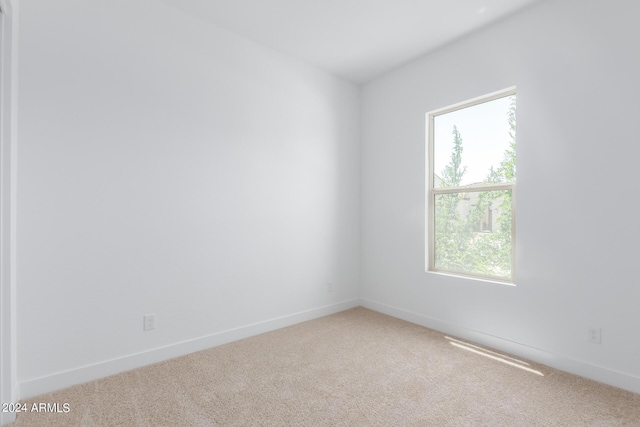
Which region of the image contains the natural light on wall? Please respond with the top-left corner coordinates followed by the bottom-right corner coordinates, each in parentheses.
top-left (427, 88), bottom-right (516, 283)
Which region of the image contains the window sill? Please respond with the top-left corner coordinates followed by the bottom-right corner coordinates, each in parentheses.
top-left (426, 270), bottom-right (516, 286)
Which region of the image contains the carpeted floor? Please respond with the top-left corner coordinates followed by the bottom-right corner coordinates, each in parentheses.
top-left (12, 307), bottom-right (640, 426)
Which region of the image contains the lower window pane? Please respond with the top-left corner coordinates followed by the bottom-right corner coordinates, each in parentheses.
top-left (434, 190), bottom-right (513, 280)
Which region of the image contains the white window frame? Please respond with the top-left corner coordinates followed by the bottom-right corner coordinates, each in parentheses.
top-left (426, 87), bottom-right (516, 284)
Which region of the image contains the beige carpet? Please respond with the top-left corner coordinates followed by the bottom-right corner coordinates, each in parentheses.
top-left (12, 307), bottom-right (640, 426)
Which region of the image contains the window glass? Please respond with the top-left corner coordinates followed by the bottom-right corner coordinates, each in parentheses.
top-left (428, 90), bottom-right (516, 283)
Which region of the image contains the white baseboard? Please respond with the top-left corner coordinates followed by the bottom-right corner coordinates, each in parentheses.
top-left (360, 298), bottom-right (640, 395)
top-left (19, 299), bottom-right (360, 400)
top-left (19, 297), bottom-right (640, 403)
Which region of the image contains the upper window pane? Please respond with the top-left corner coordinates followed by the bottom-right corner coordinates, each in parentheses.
top-left (433, 95), bottom-right (516, 188)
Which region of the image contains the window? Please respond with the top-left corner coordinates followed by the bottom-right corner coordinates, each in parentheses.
top-left (427, 88), bottom-right (516, 283)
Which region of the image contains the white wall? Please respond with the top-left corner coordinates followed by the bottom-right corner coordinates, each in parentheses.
top-left (361, 0), bottom-right (640, 392)
top-left (17, 0), bottom-right (360, 397)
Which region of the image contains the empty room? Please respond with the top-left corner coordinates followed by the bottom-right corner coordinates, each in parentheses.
top-left (1, 0), bottom-right (640, 425)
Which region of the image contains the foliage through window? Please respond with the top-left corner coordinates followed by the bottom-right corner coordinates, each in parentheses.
top-left (427, 89), bottom-right (516, 282)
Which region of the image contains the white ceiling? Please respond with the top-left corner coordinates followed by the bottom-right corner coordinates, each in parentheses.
top-left (156, 0), bottom-right (545, 83)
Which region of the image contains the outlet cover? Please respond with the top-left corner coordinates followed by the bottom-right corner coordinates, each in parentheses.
top-left (587, 327), bottom-right (601, 344)
top-left (144, 314), bottom-right (156, 331)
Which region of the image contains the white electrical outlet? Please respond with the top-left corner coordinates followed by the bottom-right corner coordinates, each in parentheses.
top-left (587, 327), bottom-right (601, 344)
top-left (144, 314), bottom-right (156, 331)
top-left (327, 282), bottom-right (334, 292)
